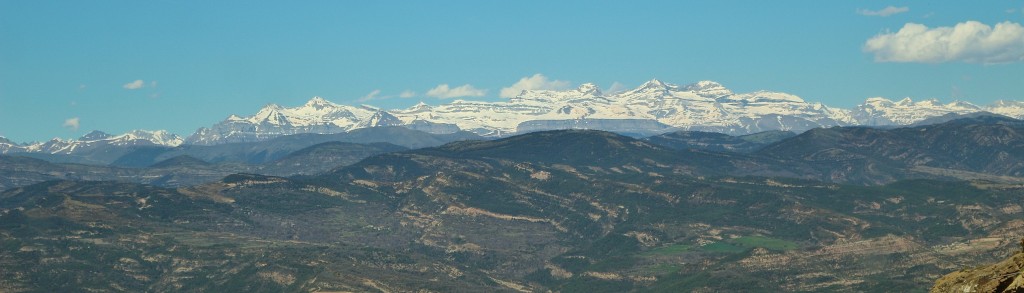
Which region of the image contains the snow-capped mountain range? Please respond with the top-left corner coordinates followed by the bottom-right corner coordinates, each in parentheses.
top-left (183, 79), bottom-right (1024, 145)
top-left (0, 130), bottom-right (182, 155)
top-left (3, 79), bottom-right (1024, 152)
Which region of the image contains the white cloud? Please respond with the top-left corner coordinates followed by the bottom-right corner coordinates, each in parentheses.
top-left (358, 89), bottom-right (382, 102)
top-left (150, 81), bottom-right (158, 88)
top-left (606, 82), bottom-right (627, 94)
top-left (63, 117), bottom-right (80, 131)
top-left (857, 6), bottom-right (909, 17)
top-left (864, 21), bottom-right (1024, 64)
top-left (499, 74), bottom-right (571, 98)
top-left (425, 84), bottom-right (486, 99)
top-left (123, 79), bottom-right (145, 90)
top-left (356, 89), bottom-right (416, 102)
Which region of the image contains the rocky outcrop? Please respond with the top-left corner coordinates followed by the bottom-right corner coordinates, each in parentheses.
top-left (932, 241), bottom-right (1024, 293)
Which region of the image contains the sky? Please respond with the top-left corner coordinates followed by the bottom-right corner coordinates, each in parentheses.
top-left (1, 1), bottom-right (1023, 142)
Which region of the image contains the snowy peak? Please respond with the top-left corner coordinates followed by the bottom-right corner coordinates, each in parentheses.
top-left (508, 84), bottom-right (605, 105)
top-left (627, 79), bottom-right (735, 98)
top-left (246, 98), bottom-right (376, 127)
top-left (0, 136), bottom-right (26, 154)
top-left (402, 101), bottom-right (434, 114)
top-left (854, 97), bottom-right (988, 126)
top-left (252, 103), bottom-right (283, 121)
top-left (897, 97), bottom-right (914, 106)
top-left (688, 80), bottom-right (723, 89)
top-left (74, 129), bottom-right (182, 147)
top-left (184, 96), bottom-right (378, 145)
top-left (263, 103), bottom-right (284, 111)
top-left (617, 79), bottom-right (680, 103)
top-left (948, 100), bottom-right (979, 109)
top-left (684, 80), bottom-right (732, 97)
top-left (1, 129), bottom-right (183, 155)
top-left (182, 81), bottom-right (1024, 145)
top-left (79, 130), bottom-right (112, 141)
top-left (988, 100), bottom-right (1024, 118)
top-left (576, 83), bottom-right (602, 96)
top-left (304, 96), bottom-right (333, 109)
top-left (645, 78), bottom-right (666, 87)
top-left (864, 97), bottom-right (894, 106)
top-left (860, 97), bottom-right (980, 111)
top-left (731, 91), bottom-right (806, 103)
top-left (252, 104), bottom-right (291, 126)
top-left (9, 78), bottom-right (1024, 153)
top-left (634, 79), bottom-right (673, 92)
top-left (356, 111), bottom-right (403, 128)
top-left (118, 130), bottom-right (184, 147)
top-left (917, 99), bottom-right (942, 107)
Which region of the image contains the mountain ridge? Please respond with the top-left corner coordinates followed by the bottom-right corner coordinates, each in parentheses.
top-left (4, 79), bottom-right (1024, 152)
top-left (185, 79), bottom-right (1024, 144)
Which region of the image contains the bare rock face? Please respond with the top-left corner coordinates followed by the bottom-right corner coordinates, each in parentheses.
top-left (932, 242), bottom-right (1024, 293)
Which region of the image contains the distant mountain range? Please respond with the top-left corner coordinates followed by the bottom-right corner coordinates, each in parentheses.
top-left (0, 130), bottom-right (183, 155)
top-left (3, 79), bottom-right (1024, 153)
top-left (5, 114), bottom-right (1022, 190)
top-left (185, 79), bottom-right (1024, 144)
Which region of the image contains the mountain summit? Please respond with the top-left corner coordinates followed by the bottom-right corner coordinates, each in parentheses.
top-left (304, 96), bottom-right (333, 109)
top-left (684, 80), bottom-right (732, 97)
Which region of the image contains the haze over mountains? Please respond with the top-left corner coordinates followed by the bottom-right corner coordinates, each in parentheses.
top-left (3, 79), bottom-right (1024, 151)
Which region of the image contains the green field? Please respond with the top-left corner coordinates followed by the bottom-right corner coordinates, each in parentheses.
top-left (642, 243), bottom-right (693, 256)
top-left (700, 242), bottom-right (747, 253)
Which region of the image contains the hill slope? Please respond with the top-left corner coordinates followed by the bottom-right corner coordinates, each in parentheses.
top-left (259, 142), bottom-right (406, 176)
top-left (4, 126), bottom-right (1024, 291)
top-left (758, 116), bottom-right (1024, 184)
top-left (644, 130), bottom-right (795, 153)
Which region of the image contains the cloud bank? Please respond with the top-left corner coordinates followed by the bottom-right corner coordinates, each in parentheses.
top-left (499, 74), bottom-right (571, 98)
top-left (426, 84), bottom-right (487, 99)
top-left (864, 21), bottom-right (1024, 64)
top-left (857, 6), bottom-right (909, 17)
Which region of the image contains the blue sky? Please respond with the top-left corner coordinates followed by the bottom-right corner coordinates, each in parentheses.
top-left (1, 1), bottom-right (1023, 142)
